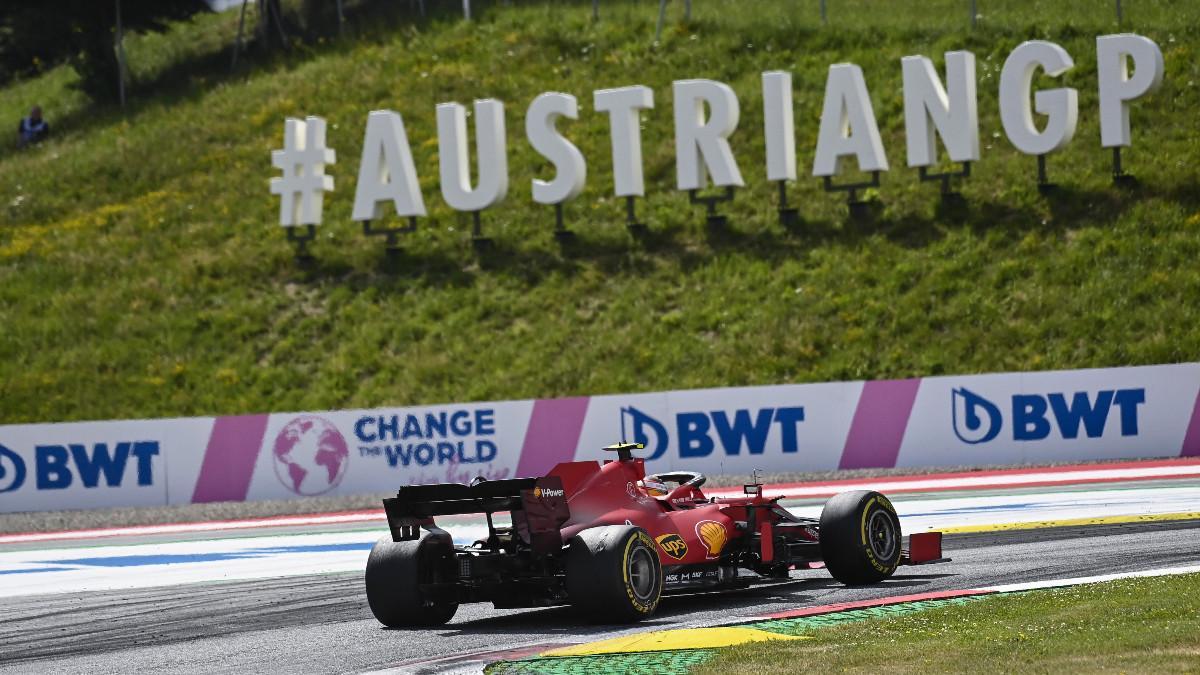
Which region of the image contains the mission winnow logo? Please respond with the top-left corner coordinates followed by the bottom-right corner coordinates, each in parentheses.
top-left (952, 387), bottom-right (1145, 444)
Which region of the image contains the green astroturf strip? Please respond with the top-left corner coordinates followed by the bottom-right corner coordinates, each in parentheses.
top-left (749, 596), bottom-right (990, 636)
top-left (485, 595), bottom-right (996, 673)
top-left (484, 649), bottom-right (719, 675)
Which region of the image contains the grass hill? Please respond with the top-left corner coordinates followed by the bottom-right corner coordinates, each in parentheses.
top-left (1, 0), bottom-right (1198, 424)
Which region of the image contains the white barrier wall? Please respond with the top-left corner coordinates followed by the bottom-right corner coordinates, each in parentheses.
top-left (1, 363), bottom-right (1198, 513)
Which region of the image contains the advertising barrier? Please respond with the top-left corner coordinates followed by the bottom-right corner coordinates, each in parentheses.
top-left (2, 362), bottom-right (1198, 513)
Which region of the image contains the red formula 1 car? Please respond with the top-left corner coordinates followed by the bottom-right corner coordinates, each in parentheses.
top-left (366, 443), bottom-right (947, 626)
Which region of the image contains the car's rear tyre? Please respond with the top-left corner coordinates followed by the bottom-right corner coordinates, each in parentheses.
top-left (365, 530), bottom-right (458, 627)
top-left (566, 525), bottom-right (662, 623)
top-left (819, 490), bottom-right (902, 585)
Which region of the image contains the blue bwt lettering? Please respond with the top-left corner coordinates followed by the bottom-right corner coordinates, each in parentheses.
top-left (36, 446), bottom-right (73, 490)
top-left (675, 406), bottom-right (806, 458)
top-left (677, 413), bottom-right (714, 458)
top-left (711, 409), bottom-right (774, 455)
top-left (1011, 388), bottom-right (1144, 442)
top-left (32, 441), bottom-right (159, 490)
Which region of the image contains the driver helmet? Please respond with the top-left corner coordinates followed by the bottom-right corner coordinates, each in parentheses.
top-left (638, 478), bottom-right (669, 497)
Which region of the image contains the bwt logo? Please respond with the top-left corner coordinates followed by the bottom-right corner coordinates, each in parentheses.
top-left (0, 441), bottom-right (159, 493)
top-left (0, 445), bottom-right (27, 494)
top-left (620, 405), bottom-right (805, 460)
top-left (952, 387), bottom-right (1145, 444)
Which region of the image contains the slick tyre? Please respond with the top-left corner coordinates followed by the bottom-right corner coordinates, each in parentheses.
top-left (567, 525), bottom-right (662, 623)
top-left (365, 530), bottom-right (458, 627)
top-left (819, 490), bottom-right (902, 585)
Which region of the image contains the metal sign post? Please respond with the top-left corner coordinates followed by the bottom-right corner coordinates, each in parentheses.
top-left (362, 217), bottom-right (418, 260)
top-left (822, 173), bottom-right (881, 220)
top-left (287, 225), bottom-right (317, 265)
top-left (115, 0), bottom-right (128, 109)
top-left (689, 187), bottom-right (735, 230)
top-left (776, 181), bottom-right (799, 229)
top-left (918, 162), bottom-right (972, 202)
top-left (626, 197), bottom-right (648, 239)
top-left (553, 203), bottom-right (575, 244)
top-left (1036, 155), bottom-right (1056, 193)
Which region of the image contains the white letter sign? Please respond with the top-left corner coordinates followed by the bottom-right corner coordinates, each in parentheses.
top-left (437, 99), bottom-right (509, 212)
top-left (526, 93), bottom-right (587, 205)
top-left (672, 79), bottom-right (745, 190)
top-left (270, 116), bottom-right (335, 226)
top-left (352, 110), bottom-right (426, 220)
top-left (812, 64), bottom-right (889, 177)
top-left (762, 71), bottom-right (797, 182)
top-left (593, 85), bottom-right (655, 198)
top-left (1097, 34), bottom-right (1164, 148)
top-left (999, 41), bottom-right (1078, 156)
top-left (902, 52), bottom-right (980, 167)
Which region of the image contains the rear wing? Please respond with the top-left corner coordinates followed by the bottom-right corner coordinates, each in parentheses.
top-left (383, 476), bottom-right (569, 552)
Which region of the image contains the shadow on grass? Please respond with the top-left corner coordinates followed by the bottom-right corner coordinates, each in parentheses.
top-left (18, 0), bottom-right (467, 153)
top-left (278, 176), bottom-right (1198, 292)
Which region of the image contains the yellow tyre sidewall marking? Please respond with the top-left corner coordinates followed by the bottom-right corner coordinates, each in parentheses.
top-left (860, 495), bottom-right (897, 574)
top-left (623, 530), bottom-right (659, 615)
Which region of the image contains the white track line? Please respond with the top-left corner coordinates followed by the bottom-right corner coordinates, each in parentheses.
top-left (704, 464), bottom-right (1200, 499)
top-left (6, 462), bottom-right (1198, 545)
top-left (986, 564), bottom-right (1200, 593)
top-left (0, 511), bottom-right (386, 545)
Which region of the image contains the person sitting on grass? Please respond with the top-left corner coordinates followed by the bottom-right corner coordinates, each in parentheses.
top-left (17, 106), bottom-right (49, 148)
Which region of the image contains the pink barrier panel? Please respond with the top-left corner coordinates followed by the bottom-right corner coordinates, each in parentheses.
top-left (191, 414), bottom-right (270, 503)
top-left (838, 378), bottom-right (921, 470)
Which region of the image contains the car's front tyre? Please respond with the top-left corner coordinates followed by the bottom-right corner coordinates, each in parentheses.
top-left (819, 490), bottom-right (902, 585)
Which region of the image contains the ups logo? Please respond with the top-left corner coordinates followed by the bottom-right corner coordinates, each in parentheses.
top-left (655, 533), bottom-right (689, 560)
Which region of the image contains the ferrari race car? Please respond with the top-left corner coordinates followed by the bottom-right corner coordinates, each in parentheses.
top-left (365, 443), bottom-right (947, 626)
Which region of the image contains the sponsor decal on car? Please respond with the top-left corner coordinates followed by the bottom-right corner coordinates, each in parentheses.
top-left (625, 480), bottom-right (654, 504)
top-left (655, 533), bottom-right (689, 560)
top-left (696, 520), bottom-right (728, 559)
top-left (664, 569), bottom-right (719, 584)
top-left (533, 486), bottom-right (564, 498)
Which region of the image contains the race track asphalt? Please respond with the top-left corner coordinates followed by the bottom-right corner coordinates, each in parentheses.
top-left (1, 519), bottom-right (1198, 674)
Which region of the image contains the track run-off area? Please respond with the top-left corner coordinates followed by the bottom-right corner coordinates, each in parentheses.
top-left (1, 458), bottom-right (1199, 673)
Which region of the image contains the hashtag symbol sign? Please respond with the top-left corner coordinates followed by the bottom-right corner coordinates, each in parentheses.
top-left (270, 116), bottom-right (336, 226)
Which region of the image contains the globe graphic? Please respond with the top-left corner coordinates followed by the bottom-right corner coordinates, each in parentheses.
top-left (272, 416), bottom-right (349, 496)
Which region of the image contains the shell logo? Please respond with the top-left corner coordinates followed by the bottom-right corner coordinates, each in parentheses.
top-left (696, 520), bottom-right (728, 558)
